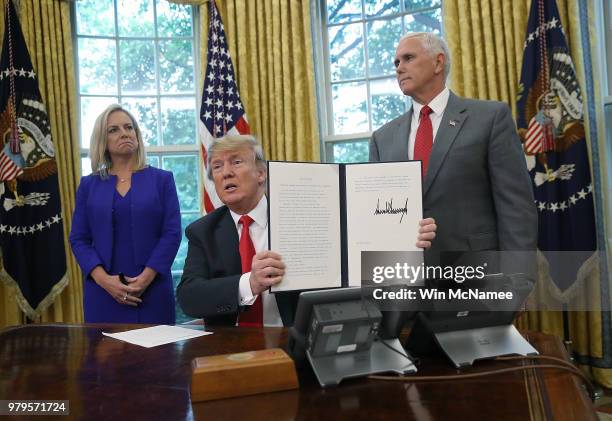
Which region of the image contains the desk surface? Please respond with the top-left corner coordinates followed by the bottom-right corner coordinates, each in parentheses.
top-left (0, 324), bottom-right (596, 420)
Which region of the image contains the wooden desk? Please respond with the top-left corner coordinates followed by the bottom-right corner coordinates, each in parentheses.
top-left (0, 324), bottom-right (596, 420)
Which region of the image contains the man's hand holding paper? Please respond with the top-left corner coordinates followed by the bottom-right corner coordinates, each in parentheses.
top-left (416, 218), bottom-right (437, 249)
top-left (250, 251), bottom-right (285, 295)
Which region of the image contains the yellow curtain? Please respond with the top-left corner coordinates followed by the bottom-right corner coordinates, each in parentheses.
top-left (443, 0), bottom-right (581, 113)
top-left (443, 0), bottom-right (611, 387)
top-left (0, 0), bottom-right (83, 328)
top-left (199, 0), bottom-right (320, 162)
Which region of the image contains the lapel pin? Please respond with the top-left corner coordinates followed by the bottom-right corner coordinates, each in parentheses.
top-left (449, 119), bottom-right (457, 127)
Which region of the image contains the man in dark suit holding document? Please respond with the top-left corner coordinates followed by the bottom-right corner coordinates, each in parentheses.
top-left (178, 135), bottom-right (438, 327)
top-left (370, 32), bottom-right (537, 261)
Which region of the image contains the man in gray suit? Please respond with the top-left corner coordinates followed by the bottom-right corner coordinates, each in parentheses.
top-left (370, 32), bottom-right (537, 264)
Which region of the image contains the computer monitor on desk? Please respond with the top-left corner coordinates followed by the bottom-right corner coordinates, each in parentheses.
top-left (377, 273), bottom-right (539, 368)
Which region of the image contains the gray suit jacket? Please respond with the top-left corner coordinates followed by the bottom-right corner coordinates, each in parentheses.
top-left (370, 92), bottom-right (537, 262)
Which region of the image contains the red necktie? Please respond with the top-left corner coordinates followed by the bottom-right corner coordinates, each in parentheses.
top-left (413, 105), bottom-right (433, 177)
top-left (237, 215), bottom-right (263, 327)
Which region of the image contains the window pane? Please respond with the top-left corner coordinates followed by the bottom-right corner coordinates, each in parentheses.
top-left (404, 8), bottom-right (442, 33)
top-left (78, 38), bottom-right (117, 94)
top-left (161, 97), bottom-right (196, 146)
top-left (319, 1), bottom-right (443, 172)
top-left (76, 0), bottom-right (115, 36)
top-left (403, 0), bottom-right (441, 13)
top-left (172, 212), bottom-right (199, 272)
top-left (146, 155), bottom-right (160, 168)
top-left (121, 97), bottom-right (158, 147)
top-left (80, 96), bottom-right (118, 148)
top-left (77, 0), bottom-right (200, 314)
top-left (332, 82), bottom-right (368, 134)
top-left (162, 155), bottom-right (199, 212)
top-left (332, 141), bottom-right (369, 163)
top-left (81, 157), bottom-right (92, 176)
top-left (159, 40), bottom-right (194, 93)
top-left (365, 0), bottom-right (399, 17)
top-left (370, 78), bottom-right (406, 130)
top-left (117, 0), bottom-right (154, 37)
top-left (119, 40), bottom-right (156, 95)
top-left (156, 0), bottom-right (193, 37)
top-left (327, 0), bottom-right (362, 24)
top-left (367, 17), bottom-right (402, 77)
top-left (329, 23), bottom-right (365, 82)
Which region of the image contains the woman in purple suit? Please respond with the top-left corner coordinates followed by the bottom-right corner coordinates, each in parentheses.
top-left (70, 104), bottom-right (181, 324)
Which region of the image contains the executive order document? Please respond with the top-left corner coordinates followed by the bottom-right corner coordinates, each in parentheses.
top-left (268, 160), bottom-right (422, 292)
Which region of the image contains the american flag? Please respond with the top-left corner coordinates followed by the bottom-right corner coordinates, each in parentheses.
top-left (0, 143), bottom-right (24, 181)
top-left (199, 0), bottom-right (250, 213)
top-left (524, 115), bottom-right (554, 154)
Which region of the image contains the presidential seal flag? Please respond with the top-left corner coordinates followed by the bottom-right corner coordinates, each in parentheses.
top-left (0, 0), bottom-right (67, 319)
top-left (516, 0), bottom-right (596, 297)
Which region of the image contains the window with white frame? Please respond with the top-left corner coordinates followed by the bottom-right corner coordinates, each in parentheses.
top-left (314, 0), bottom-right (442, 163)
top-left (602, 0), bottom-right (612, 193)
top-left (603, 0), bottom-right (611, 101)
top-left (74, 0), bottom-right (201, 323)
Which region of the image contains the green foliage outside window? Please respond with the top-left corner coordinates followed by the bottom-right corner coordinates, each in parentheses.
top-left (323, 0), bottom-right (442, 163)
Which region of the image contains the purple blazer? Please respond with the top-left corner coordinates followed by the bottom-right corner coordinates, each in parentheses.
top-left (69, 166), bottom-right (181, 323)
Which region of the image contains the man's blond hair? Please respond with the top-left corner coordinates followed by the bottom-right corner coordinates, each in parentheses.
top-left (207, 134), bottom-right (266, 180)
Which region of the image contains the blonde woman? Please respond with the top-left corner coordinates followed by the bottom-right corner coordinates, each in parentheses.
top-left (70, 104), bottom-right (181, 323)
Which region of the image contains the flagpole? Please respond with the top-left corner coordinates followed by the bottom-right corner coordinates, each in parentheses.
top-left (562, 305), bottom-right (571, 356)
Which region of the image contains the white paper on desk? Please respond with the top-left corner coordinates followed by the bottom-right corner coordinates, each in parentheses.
top-left (102, 325), bottom-right (212, 348)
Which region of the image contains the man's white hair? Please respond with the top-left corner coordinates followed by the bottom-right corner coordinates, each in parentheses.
top-left (206, 134), bottom-right (266, 180)
top-left (400, 32), bottom-right (451, 79)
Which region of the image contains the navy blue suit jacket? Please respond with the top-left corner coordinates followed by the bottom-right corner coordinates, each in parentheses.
top-left (177, 205), bottom-right (299, 326)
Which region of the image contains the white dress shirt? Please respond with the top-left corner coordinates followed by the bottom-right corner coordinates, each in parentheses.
top-left (230, 195), bottom-right (283, 327)
top-left (408, 87), bottom-right (450, 160)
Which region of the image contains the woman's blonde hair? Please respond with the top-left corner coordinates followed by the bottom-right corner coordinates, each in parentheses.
top-left (89, 104), bottom-right (147, 177)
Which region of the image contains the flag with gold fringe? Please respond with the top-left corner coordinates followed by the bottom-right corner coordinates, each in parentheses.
top-left (516, 0), bottom-right (597, 300)
top-left (0, 0), bottom-right (67, 319)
